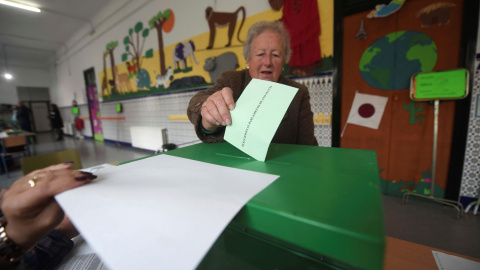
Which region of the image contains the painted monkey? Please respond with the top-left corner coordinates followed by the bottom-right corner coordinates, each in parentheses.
top-left (205, 6), bottom-right (246, 50)
top-left (268, 0), bottom-right (284, 11)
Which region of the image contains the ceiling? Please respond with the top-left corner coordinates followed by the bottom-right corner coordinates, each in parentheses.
top-left (0, 0), bottom-right (115, 69)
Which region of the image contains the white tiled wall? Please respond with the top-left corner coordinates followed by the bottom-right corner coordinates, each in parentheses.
top-left (459, 57), bottom-right (480, 199)
top-left (60, 74), bottom-right (335, 149)
top-left (62, 92), bottom-right (200, 147)
top-left (295, 74), bottom-right (333, 147)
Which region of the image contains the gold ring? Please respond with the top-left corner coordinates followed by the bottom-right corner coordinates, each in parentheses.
top-left (28, 174), bottom-right (40, 188)
top-left (28, 180), bottom-right (36, 187)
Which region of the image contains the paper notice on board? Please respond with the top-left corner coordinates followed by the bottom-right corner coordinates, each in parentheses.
top-left (224, 79), bottom-right (298, 161)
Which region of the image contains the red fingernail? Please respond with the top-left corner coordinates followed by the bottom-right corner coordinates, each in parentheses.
top-left (75, 174), bottom-right (96, 181)
top-left (75, 176), bottom-right (88, 181)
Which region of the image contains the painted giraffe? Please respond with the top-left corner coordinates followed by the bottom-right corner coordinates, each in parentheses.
top-left (101, 52), bottom-right (111, 98)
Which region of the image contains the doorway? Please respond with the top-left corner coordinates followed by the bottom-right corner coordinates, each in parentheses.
top-left (29, 101), bottom-right (50, 132)
top-left (83, 67), bottom-right (104, 141)
top-left (17, 86), bottom-right (50, 132)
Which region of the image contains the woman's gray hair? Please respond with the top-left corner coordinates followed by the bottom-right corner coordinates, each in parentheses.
top-left (243, 21), bottom-right (291, 64)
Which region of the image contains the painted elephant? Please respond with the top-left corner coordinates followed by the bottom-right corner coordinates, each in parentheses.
top-left (203, 52), bottom-right (239, 84)
top-left (173, 40), bottom-right (198, 70)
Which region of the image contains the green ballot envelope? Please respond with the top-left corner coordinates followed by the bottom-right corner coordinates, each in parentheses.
top-left (225, 79), bottom-right (298, 161)
top-left (165, 142), bottom-right (385, 270)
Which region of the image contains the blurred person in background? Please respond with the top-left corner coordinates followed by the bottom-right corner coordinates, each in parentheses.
top-left (16, 102), bottom-right (32, 132)
top-left (49, 104), bottom-right (64, 141)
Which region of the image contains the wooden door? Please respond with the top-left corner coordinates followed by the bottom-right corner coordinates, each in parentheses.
top-left (340, 0), bottom-right (464, 197)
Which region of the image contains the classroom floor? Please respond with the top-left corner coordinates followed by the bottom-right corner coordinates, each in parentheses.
top-left (1, 132), bottom-right (479, 261)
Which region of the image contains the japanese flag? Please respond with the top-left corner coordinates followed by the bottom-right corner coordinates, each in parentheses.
top-left (342, 92), bottom-right (388, 136)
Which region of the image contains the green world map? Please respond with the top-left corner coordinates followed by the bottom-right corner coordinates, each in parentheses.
top-left (359, 31), bottom-right (437, 90)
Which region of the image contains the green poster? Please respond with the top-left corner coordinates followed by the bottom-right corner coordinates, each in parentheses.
top-left (411, 69), bottom-right (469, 101)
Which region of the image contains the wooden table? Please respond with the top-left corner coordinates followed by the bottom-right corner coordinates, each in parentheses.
top-left (0, 130), bottom-right (36, 155)
top-left (385, 236), bottom-right (480, 269)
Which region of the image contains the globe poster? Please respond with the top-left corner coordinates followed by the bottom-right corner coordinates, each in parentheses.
top-left (359, 31), bottom-right (437, 90)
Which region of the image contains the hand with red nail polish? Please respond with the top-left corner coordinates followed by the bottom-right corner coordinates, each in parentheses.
top-left (0, 163), bottom-right (95, 266)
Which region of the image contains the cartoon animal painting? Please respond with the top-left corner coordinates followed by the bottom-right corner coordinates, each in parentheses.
top-left (101, 77), bottom-right (109, 97)
top-left (268, 0), bottom-right (284, 11)
top-left (155, 67), bottom-right (174, 89)
top-left (416, 2), bottom-right (455, 28)
top-left (126, 61), bottom-right (138, 77)
top-left (173, 41), bottom-right (198, 70)
top-left (136, 69), bottom-right (151, 90)
top-left (203, 52), bottom-right (239, 84)
top-left (101, 52), bottom-right (110, 97)
top-left (367, 0), bottom-right (406, 18)
top-left (114, 67), bottom-right (132, 94)
top-left (205, 6), bottom-right (246, 49)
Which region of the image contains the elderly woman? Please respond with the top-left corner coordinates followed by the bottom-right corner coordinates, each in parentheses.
top-left (0, 163), bottom-right (96, 268)
top-left (187, 21), bottom-right (318, 146)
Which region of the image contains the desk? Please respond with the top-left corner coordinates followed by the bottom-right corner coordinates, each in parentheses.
top-left (385, 236), bottom-right (480, 269)
top-left (165, 142), bottom-right (385, 269)
top-left (0, 130), bottom-right (36, 155)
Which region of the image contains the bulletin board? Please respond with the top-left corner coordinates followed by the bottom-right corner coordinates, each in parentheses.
top-left (340, 0), bottom-right (465, 198)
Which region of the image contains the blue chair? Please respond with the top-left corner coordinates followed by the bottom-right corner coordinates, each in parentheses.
top-left (0, 135), bottom-right (29, 178)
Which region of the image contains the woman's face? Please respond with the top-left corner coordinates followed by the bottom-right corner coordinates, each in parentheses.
top-left (247, 30), bottom-right (285, 82)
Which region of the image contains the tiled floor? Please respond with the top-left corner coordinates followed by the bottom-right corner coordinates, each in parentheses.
top-left (1, 132), bottom-right (479, 261)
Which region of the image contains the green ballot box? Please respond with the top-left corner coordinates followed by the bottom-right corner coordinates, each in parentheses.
top-left (165, 143), bottom-right (385, 270)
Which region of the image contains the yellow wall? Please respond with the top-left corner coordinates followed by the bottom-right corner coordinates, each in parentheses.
top-left (99, 0), bottom-right (333, 97)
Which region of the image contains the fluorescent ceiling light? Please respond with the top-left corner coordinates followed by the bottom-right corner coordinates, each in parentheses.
top-left (4, 73), bottom-right (13, 80)
top-left (0, 0), bottom-right (41, 12)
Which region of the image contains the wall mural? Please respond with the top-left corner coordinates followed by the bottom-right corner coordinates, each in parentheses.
top-left (205, 6), bottom-right (246, 50)
top-left (340, 0), bottom-right (463, 198)
top-left (281, 0), bottom-right (322, 77)
top-left (416, 2), bottom-right (456, 28)
top-left (99, 1), bottom-right (334, 101)
top-left (367, 0), bottom-right (407, 18)
top-left (359, 31), bottom-right (437, 90)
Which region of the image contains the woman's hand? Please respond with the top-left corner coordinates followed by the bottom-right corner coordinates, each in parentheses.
top-left (201, 87), bottom-right (235, 132)
top-left (1, 163), bottom-right (95, 251)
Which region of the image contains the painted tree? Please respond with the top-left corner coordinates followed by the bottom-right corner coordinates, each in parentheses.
top-left (149, 9), bottom-right (175, 75)
top-left (105, 41), bottom-right (119, 92)
top-left (122, 22), bottom-right (150, 71)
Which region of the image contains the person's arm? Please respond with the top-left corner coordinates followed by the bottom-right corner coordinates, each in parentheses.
top-left (16, 230), bottom-right (74, 270)
top-left (0, 213), bottom-right (79, 270)
top-left (0, 163), bottom-right (95, 267)
top-left (17, 107), bottom-right (26, 119)
top-left (187, 72), bottom-right (236, 143)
